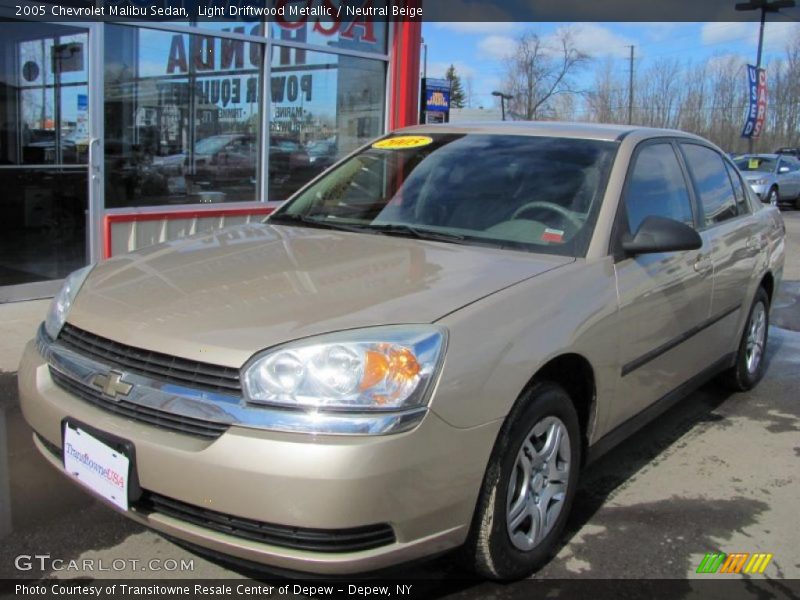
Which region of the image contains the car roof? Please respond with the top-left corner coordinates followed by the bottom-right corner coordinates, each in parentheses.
top-left (395, 121), bottom-right (708, 143)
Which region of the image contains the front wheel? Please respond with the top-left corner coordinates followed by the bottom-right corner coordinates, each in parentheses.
top-left (766, 187), bottom-right (779, 207)
top-left (719, 287), bottom-right (770, 391)
top-left (464, 382), bottom-right (581, 581)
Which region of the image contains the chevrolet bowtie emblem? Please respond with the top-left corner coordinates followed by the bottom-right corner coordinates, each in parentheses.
top-left (92, 371), bottom-right (133, 399)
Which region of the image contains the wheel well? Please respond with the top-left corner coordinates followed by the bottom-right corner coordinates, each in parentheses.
top-left (760, 272), bottom-right (775, 304)
top-left (531, 354), bottom-right (595, 462)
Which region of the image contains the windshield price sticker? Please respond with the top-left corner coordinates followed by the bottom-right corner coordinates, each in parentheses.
top-left (748, 158), bottom-right (761, 169)
top-left (373, 136), bottom-right (433, 150)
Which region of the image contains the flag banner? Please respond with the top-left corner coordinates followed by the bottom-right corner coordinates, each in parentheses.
top-left (742, 65), bottom-right (767, 139)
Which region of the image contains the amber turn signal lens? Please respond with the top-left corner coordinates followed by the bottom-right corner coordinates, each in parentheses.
top-left (360, 346), bottom-right (421, 393)
top-left (361, 350), bottom-right (389, 391)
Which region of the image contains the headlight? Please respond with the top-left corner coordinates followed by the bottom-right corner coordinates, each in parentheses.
top-left (44, 265), bottom-right (94, 340)
top-left (242, 326), bottom-right (446, 412)
top-left (750, 178), bottom-right (768, 186)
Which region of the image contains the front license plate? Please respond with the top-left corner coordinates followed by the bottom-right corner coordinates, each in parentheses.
top-left (63, 423), bottom-right (130, 511)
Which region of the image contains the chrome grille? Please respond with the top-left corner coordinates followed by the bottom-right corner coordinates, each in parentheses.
top-left (58, 323), bottom-right (241, 395)
top-left (49, 368), bottom-right (229, 439)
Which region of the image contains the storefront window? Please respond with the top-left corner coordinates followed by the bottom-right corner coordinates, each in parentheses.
top-left (104, 25), bottom-right (263, 207)
top-left (0, 23), bottom-right (89, 287)
top-left (269, 47), bottom-right (385, 201)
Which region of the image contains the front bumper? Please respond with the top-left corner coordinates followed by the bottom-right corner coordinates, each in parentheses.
top-left (18, 338), bottom-right (500, 574)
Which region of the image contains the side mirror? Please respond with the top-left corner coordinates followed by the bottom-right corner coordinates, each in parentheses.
top-left (622, 216), bottom-right (702, 255)
top-left (778, 166), bottom-right (790, 174)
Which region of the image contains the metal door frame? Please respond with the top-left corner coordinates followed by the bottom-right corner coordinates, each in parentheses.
top-left (0, 20), bottom-right (102, 303)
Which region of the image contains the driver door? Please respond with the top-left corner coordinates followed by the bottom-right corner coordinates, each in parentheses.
top-left (609, 140), bottom-right (713, 430)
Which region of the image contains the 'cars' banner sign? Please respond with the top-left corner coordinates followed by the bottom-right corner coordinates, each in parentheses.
top-left (741, 65), bottom-right (767, 139)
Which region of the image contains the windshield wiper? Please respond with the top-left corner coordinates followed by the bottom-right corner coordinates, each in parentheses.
top-left (268, 213), bottom-right (372, 235)
top-left (367, 224), bottom-right (467, 244)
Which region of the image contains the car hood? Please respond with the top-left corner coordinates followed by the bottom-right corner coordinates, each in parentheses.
top-left (67, 224), bottom-right (573, 368)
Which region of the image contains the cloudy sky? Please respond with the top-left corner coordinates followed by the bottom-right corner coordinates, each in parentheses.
top-left (422, 21), bottom-right (800, 109)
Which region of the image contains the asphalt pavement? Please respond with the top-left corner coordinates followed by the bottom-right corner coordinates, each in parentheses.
top-left (1, 212), bottom-right (799, 594)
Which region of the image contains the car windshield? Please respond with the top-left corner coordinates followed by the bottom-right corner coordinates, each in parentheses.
top-left (735, 156), bottom-right (777, 172)
top-left (271, 134), bottom-right (617, 257)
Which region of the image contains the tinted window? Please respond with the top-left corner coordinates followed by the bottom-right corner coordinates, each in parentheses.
top-left (624, 143), bottom-right (694, 233)
top-left (682, 144), bottom-right (738, 227)
top-left (734, 155), bottom-right (777, 173)
top-left (724, 161), bottom-right (750, 215)
top-left (781, 158), bottom-right (800, 172)
top-left (274, 134), bottom-right (617, 257)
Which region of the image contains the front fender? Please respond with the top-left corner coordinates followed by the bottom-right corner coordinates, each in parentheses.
top-left (430, 259), bottom-right (618, 442)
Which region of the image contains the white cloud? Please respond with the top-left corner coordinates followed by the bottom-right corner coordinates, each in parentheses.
top-left (478, 35), bottom-right (518, 60)
top-left (701, 21), bottom-right (799, 53)
top-left (433, 22), bottom-right (518, 35)
top-left (476, 24), bottom-right (635, 63)
top-left (548, 23), bottom-right (636, 59)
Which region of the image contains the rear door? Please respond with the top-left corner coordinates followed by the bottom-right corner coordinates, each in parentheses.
top-left (610, 140), bottom-right (713, 428)
top-left (678, 143), bottom-right (762, 359)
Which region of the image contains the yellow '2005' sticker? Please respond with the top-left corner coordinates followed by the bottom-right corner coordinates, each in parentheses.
top-left (372, 136), bottom-right (433, 150)
top-left (748, 158), bottom-right (761, 169)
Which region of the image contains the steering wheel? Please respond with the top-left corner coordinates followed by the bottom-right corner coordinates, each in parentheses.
top-left (511, 201), bottom-right (584, 230)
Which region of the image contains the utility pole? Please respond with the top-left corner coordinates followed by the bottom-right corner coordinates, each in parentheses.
top-left (628, 45), bottom-right (635, 125)
top-left (735, 0), bottom-right (796, 153)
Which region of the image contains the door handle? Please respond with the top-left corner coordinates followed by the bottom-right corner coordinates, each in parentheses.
top-left (693, 255), bottom-right (713, 274)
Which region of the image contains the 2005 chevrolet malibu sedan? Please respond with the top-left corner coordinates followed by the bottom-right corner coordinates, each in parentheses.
top-left (19, 123), bottom-right (785, 580)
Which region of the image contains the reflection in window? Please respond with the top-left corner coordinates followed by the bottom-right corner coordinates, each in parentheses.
top-left (104, 25), bottom-right (263, 208)
top-left (268, 47), bottom-right (385, 201)
top-left (625, 144), bottom-right (695, 233)
top-left (269, 1), bottom-right (388, 55)
top-left (682, 144), bottom-right (738, 227)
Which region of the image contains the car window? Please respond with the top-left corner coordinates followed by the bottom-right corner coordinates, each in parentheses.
top-left (783, 159), bottom-right (800, 172)
top-left (623, 143), bottom-right (694, 233)
top-left (273, 134), bottom-right (618, 257)
top-left (735, 156), bottom-right (777, 173)
top-left (724, 161), bottom-right (750, 215)
top-left (682, 144), bottom-right (739, 227)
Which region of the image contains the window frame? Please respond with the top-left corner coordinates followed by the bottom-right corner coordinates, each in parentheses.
top-left (101, 19), bottom-right (392, 211)
top-left (722, 156), bottom-right (752, 217)
top-left (610, 137), bottom-right (700, 262)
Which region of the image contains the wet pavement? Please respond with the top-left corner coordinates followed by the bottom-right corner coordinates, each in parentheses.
top-left (0, 213), bottom-right (799, 591)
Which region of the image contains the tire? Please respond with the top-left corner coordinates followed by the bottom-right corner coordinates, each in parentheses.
top-left (719, 287), bottom-right (770, 391)
top-left (463, 382), bottom-right (581, 581)
top-left (766, 187), bottom-right (779, 207)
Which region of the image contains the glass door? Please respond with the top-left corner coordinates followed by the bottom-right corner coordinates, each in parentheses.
top-left (0, 22), bottom-right (96, 300)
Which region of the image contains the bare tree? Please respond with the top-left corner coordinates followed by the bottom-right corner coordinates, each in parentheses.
top-left (585, 57), bottom-right (627, 124)
top-left (464, 75), bottom-right (475, 109)
top-left (500, 28), bottom-right (589, 121)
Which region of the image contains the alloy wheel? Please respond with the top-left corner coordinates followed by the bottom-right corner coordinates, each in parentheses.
top-left (745, 301), bottom-right (767, 375)
top-left (506, 416), bottom-right (571, 551)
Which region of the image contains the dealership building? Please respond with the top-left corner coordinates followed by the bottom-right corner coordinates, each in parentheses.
top-left (0, 5), bottom-right (422, 301)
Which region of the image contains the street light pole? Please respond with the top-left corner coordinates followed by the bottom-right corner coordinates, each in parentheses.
top-left (735, 0), bottom-right (796, 153)
top-left (492, 91), bottom-right (513, 121)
